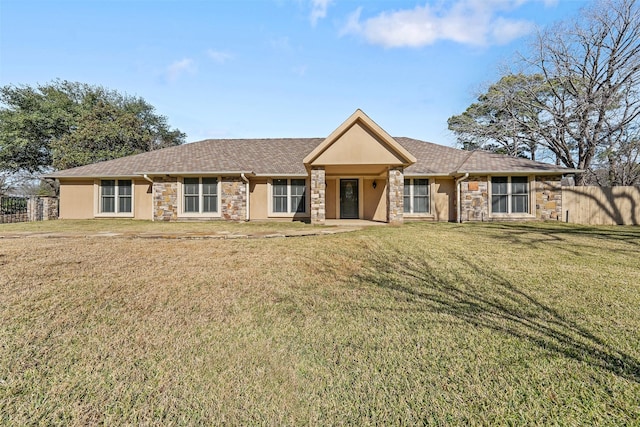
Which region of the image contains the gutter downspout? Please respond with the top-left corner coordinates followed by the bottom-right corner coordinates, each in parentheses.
top-left (456, 173), bottom-right (469, 223)
top-left (143, 174), bottom-right (155, 221)
top-left (240, 173), bottom-right (250, 222)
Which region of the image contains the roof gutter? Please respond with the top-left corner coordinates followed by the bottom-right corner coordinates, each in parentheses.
top-left (456, 173), bottom-right (469, 223)
top-left (240, 173), bottom-right (250, 221)
top-left (137, 171), bottom-right (254, 177)
top-left (453, 169), bottom-right (574, 175)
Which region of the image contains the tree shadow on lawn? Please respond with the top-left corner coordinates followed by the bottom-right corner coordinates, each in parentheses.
top-left (356, 244), bottom-right (640, 383)
top-left (478, 222), bottom-right (640, 252)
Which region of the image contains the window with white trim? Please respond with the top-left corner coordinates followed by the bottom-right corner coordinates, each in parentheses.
top-left (183, 177), bottom-right (218, 213)
top-left (272, 179), bottom-right (306, 214)
top-left (100, 179), bottom-right (132, 213)
top-left (403, 178), bottom-right (429, 214)
top-left (491, 176), bottom-right (529, 214)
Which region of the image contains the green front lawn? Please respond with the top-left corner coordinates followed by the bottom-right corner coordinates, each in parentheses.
top-left (1, 221), bottom-right (638, 424)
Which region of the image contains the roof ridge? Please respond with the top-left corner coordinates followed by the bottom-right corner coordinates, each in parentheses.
top-left (190, 137), bottom-right (325, 143)
top-left (453, 149), bottom-right (478, 173)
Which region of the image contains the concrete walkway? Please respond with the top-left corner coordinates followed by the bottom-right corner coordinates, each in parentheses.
top-left (0, 224), bottom-right (376, 240)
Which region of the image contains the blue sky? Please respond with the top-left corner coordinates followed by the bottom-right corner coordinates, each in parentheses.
top-left (1, 0), bottom-right (586, 146)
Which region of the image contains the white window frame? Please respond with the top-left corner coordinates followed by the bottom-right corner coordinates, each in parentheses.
top-left (94, 179), bottom-right (134, 217)
top-left (489, 175), bottom-right (534, 217)
top-left (178, 177), bottom-right (221, 218)
top-left (403, 177), bottom-right (433, 216)
top-left (268, 178), bottom-right (309, 217)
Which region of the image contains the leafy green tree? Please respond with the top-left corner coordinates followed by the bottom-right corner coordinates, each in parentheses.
top-left (0, 80), bottom-right (185, 173)
top-left (448, 74), bottom-right (547, 161)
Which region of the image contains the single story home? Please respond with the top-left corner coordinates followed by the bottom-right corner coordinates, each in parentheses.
top-left (47, 109), bottom-right (574, 224)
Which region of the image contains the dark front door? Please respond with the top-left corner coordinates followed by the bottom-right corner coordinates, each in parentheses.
top-left (340, 179), bottom-right (359, 219)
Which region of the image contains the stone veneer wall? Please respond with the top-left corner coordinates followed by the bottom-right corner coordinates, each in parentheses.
top-left (310, 167), bottom-right (326, 224)
top-left (153, 176), bottom-right (247, 221)
top-left (0, 196), bottom-right (59, 223)
top-left (153, 176), bottom-right (178, 221)
top-left (460, 176), bottom-right (489, 222)
top-left (28, 197), bottom-right (59, 221)
top-left (387, 168), bottom-right (404, 224)
top-left (221, 177), bottom-right (246, 220)
top-left (534, 175), bottom-right (562, 220)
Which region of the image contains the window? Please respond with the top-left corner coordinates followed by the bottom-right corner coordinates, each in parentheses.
top-left (491, 177), bottom-right (508, 213)
top-left (182, 177), bottom-right (218, 214)
top-left (271, 179), bottom-right (307, 214)
top-left (491, 176), bottom-right (529, 214)
top-left (202, 178), bottom-right (218, 212)
top-left (511, 177), bottom-right (529, 213)
top-left (403, 178), bottom-right (430, 214)
top-left (291, 179), bottom-right (306, 213)
top-left (100, 179), bottom-right (132, 214)
top-left (273, 179), bottom-right (288, 213)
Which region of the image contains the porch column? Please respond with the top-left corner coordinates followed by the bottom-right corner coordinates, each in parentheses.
top-left (387, 167), bottom-right (404, 224)
top-left (310, 166), bottom-right (326, 225)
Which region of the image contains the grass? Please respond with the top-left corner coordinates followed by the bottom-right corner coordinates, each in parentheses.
top-left (1, 220), bottom-right (639, 425)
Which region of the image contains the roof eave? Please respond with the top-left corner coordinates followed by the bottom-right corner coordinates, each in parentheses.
top-left (453, 169), bottom-right (581, 175)
top-left (138, 170), bottom-right (255, 176)
top-left (45, 173), bottom-right (142, 179)
top-left (46, 171), bottom-right (257, 179)
top-left (252, 173), bottom-right (309, 177)
top-left (404, 172), bottom-right (453, 177)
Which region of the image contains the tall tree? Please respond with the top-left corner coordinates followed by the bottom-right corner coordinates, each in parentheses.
top-left (449, 0), bottom-right (640, 185)
top-left (0, 80), bottom-right (185, 173)
top-left (528, 0), bottom-right (640, 184)
top-left (448, 74), bottom-right (547, 161)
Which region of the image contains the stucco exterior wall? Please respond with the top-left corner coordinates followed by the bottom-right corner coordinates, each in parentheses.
top-left (58, 179), bottom-right (94, 219)
top-left (363, 178), bottom-right (387, 221)
top-left (134, 180), bottom-right (153, 220)
top-left (434, 178), bottom-right (455, 222)
top-left (249, 179), bottom-right (268, 220)
top-left (57, 173), bottom-right (564, 223)
top-left (313, 122), bottom-right (405, 166)
top-left (325, 178), bottom-right (337, 219)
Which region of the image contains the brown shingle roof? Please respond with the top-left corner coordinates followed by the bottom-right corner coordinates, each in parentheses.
top-left (47, 137), bottom-right (572, 178)
top-left (395, 137), bottom-right (470, 175)
top-left (455, 150), bottom-right (569, 174)
top-left (47, 138), bottom-right (322, 177)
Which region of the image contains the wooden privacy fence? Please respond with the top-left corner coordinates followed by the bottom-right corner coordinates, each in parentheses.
top-left (562, 186), bottom-right (640, 225)
top-left (0, 196), bottom-right (58, 223)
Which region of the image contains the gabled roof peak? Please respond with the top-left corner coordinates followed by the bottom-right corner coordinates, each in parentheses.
top-left (303, 109), bottom-right (417, 166)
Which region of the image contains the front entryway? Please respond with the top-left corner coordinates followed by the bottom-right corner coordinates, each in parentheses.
top-left (340, 179), bottom-right (359, 219)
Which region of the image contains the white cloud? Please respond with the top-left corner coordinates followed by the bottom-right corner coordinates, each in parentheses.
top-left (292, 65), bottom-right (308, 76)
top-left (269, 36), bottom-right (293, 53)
top-left (490, 16), bottom-right (534, 45)
top-left (310, 0), bottom-right (333, 26)
top-left (341, 0), bottom-right (541, 48)
top-left (207, 49), bottom-right (233, 64)
top-left (166, 58), bottom-right (195, 82)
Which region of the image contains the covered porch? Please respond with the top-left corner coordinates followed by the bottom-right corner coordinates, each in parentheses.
top-left (303, 109), bottom-right (416, 225)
